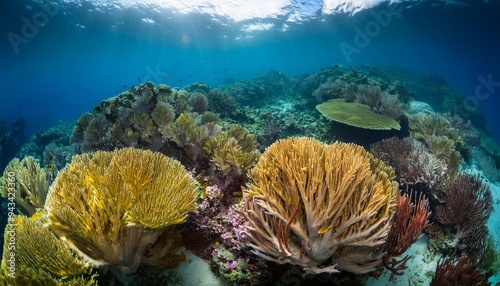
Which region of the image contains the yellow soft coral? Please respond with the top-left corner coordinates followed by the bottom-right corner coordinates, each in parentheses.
top-left (45, 148), bottom-right (199, 277)
top-left (243, 137), bottom-right (398, 274)
top-left (204, 124), bottom-right (260, 177)
top-left (0, 156), bottom-right (50, 215)
top-left (0, 212), bottom-right (96, 286)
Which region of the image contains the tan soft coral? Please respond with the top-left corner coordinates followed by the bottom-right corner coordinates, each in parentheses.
top-left (243, 137), bottom-right (398, 274)
top-left (45, 148), bottom-right (199, 280)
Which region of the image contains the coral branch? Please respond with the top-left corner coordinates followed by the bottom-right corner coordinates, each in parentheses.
top-left (431, 255), bottom-right (488, 286)
top-left (383, 190), bottom-right (430, 278)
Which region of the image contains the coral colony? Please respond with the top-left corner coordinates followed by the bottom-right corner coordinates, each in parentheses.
top-left (1, 65), bottom-right (500, 286)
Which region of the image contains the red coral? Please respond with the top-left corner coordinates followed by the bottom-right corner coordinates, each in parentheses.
top-left (431, 255), bottom-right (488, 286)
top-left (383, 190), bottom-right (430, 279)
top-left (435, 174), bottom-right (493, 240)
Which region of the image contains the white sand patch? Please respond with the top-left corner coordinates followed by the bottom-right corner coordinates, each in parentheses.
top-left (170, 251), bottom-right (228, 286)
top-left (365, 235), bottom-right (438, 286)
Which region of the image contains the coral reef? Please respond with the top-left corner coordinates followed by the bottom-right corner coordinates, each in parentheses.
top-left (410, 101), bottom-right (434, 115)
top-left (0, 156), bottom-right (51, 215)
top-left (45, 148), bottom-right (199, 283)
top-left (205, 89), bottom-right (244, 120)
top-left (221, 70), bottom-right (291, 107)
top-left (243, 137), bottom-right (398, 274)
top-left (6, 64), bottom-right (499, 285)
top-left (211, 244), bottom-right (268, 286)
top-left (15, 121), bottom-right (74, 171)
top-left (191, 184), bottom-right (270, 286)
top-left (71, 82), bottom-right (182, 153)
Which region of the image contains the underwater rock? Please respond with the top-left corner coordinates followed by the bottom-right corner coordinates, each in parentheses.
top-left (410, 100), bottom-right (434, 115)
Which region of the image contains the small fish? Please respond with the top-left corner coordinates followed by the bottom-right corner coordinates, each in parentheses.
top-left (47, 152), bottom-right (55, 172)
top-left (164, 77), bottom-right (170, 81)
top-left (138, 77), bottom-right (142, 83)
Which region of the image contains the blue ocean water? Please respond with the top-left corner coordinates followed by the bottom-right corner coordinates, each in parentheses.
top-left (1, 1), bottom-right (500, 285)
top-left (1, 0), bottom-right (499, 142)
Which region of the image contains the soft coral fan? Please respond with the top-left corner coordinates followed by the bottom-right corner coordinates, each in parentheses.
top-left (45, 148), bottom-right (199, 282)
top-left (242, 137), bottom-right (398, 274)
top-left (0, 212), bottom-right (96, 285)
top-left (0, 156), bottom-right (50, 216)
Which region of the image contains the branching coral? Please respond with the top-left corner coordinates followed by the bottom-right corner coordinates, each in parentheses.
top-left (0, 212), bottom-right (96, 286)
top-left (383, 191), bottom-right (430, 278)
top-left (0, 156), bottom-right (50, 215)
top-left (45, 148), bottom-right (199, 280)
top-left (435, 174), bottom-right (493, 241)
top-left (431, 256), bottom-right (488, 286)
top-left (243, 137), bottom-right (398, 274)
top-left (370, 137), bottom-right (450, 201)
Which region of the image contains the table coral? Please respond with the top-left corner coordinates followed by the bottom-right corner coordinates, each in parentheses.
top-left (316, 98), bottom-right (401, 130)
